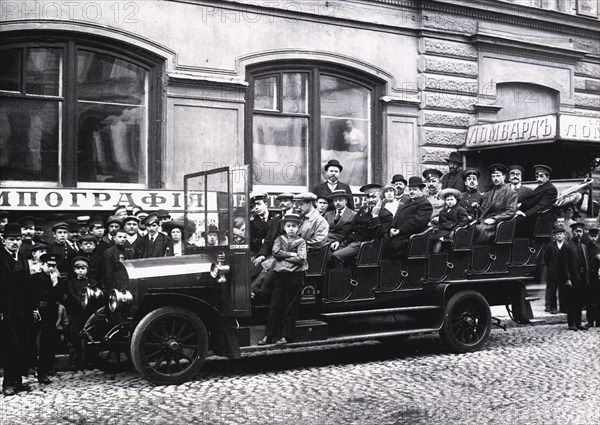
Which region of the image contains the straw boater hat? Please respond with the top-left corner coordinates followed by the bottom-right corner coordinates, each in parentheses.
top-left (327, 189), bottom-right (352, 200)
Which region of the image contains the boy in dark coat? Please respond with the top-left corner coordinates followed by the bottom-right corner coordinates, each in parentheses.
top-left (431, 188), bottom-right (469, 253)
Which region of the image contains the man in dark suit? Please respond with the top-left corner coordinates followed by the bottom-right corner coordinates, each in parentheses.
top-left (324, 190), bottom-right (357, 244)
top-left (140, 213), bottom-right (173, 258)
top-left (123, 215), bottom-right (144, 259)
top-left (47, 222), bottom-right (78, 278)
top-left (330, 184), bottom-right (385, 268)
top-left (441, 151), bottom-right (465, 192)
top-left (508, 165), bottom-right (533, 203)
top-left (391, 174), bottom-right (409, 206)
top-left (542, 226), bottom-right (569, 314)
top-left (515, 164), bottom-right (558, 237)
top-left (18, 216), bottom-right (36, 260)
top-left (383, 177), bottom-right (433, 258)
top-left (460, 168), bottom-right (483, 221)
top-left (474, 164), bottom-right (517, 244)
top-left (585, 226), bottom-right (600, 327)
top-left (312, 159), bottom-right (354, 211)
top-left (564, 222), bottom-right (590, 331)
top-left (1, 223), bottom-right (32, 396)
top-left (249, 191), bottom-right (279, 257)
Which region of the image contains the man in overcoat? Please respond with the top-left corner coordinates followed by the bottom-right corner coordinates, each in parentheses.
top-left (564, 222), bottom-right (590, 331)
top-left (441, 151), bottom-right (466, 192)
top-left (515, 164), bottom-right (558, 237)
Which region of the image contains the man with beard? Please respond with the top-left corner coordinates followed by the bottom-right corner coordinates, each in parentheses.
top-left (441, 151), bottom-right (465, 192)
top-left (508, 165), bottom-right (533, 203)
top-left (460, 168), bottom-right (483, 221)
top-left (391, 174), bottom-right (409, 207)
top-left (474, 164), bottom-right (517, 244)
top-left (312, 159), bottom-right (354, 211)
top-left (18, 216), bottom-right (36, 259)
top-left (564, 223), bottom-right (589, 331)
top-left (383, 177), bottom-right (433, 259)
top-left (515, 164), bottom-right (558, 237)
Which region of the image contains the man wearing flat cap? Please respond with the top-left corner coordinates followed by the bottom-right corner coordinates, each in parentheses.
top-left (460, 168), bottom-right (483, 221)
top-left (508, 165), bottom-right (533, 203)
top-left (391, 174), bottom-right (409, 206)
top-left (441, 151), bottom-right (466, 192)
top-left (0, 223), bottom-right (31, 396)
top-left (474, 164), bottom-right (517, 244)
top-left (564, 222), bottom-right (590, 331)
top-left (47, 222), bottom-right (77, 277)
top-left (140, 213), bottom-right (173, 258)
top-left (330, 184), bottom-right (385, 268)
top-left (294, 192), bottom-right (329, 251)
top-left (383, 177), bottom-right (433, 258)
top-left (324, 190), bottom-right (357, 244)
top-left (515, 164), bottom-right (558, 237)
top-left (312, 159), bottom-right (354, 211)
top-left (249, 191), bottom-right (279, 257)
top-left (123, 215), bottom-right (144, 259)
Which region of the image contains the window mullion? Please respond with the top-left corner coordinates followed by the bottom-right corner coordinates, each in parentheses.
top-left (310, 67), bottom-right (321, 188)
top-left (61, 41), bottom-right (77, 187)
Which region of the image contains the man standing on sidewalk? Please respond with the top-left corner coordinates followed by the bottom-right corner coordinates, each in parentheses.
top-left (564, 223), bottom-right (589, 331)
top-left (585, 226), bottom-right (600, 327)
top-left (542, 227), bottom-right (568, 314)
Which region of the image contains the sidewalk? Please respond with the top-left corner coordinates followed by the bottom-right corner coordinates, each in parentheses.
top-left (490, 283), bottom-right (568, 327)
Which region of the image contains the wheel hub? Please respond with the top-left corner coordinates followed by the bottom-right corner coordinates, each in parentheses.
top-left (166, 339), bottom-right (180, 352)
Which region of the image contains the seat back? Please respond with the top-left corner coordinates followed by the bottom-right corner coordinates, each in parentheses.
top-left (453, 221), bottom-right (477, 251)
top-left (407, 227), bottom-right (433, 258)
top-left (306, 243), bottom-right (331, 277)
top-left (356, 239), bottom-right (384, 267)
top-left (495, 216), bottom-right (517, 244)
top-left (534, 213), bottom-right (555, 238)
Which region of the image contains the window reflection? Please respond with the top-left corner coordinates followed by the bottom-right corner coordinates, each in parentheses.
top-left (25, 48), bottom-right (62, 96)
top-left (0, 49), bottom-right (21, 92)
top-left (254, 76), bottom-right (277, 110)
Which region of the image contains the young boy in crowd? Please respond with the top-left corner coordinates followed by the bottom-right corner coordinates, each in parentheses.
top-left (65, 256), bottom-right (98, 370)
top-left (431, 188), bottom-right (469, 253)
top-left (258, 213), bottom-right (308, 345)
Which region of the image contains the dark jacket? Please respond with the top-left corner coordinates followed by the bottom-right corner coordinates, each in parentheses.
top-left (0, 249), bottom-right (30, 320)
top-left (460, 189), bottom-right (483, 220)
top-left (324, 207), bottom-right (357, 242)
top-left (391, 196), bottom-right (433, 238)
top-left (140, 233), bottom-right (173, 258)
top-left (437, 205), bottom-right (469, 232)
top-left (124, 235), bottom-right (144, 259)
top-left (518, 181), bottom-right (558, 217)
top-left (47, 241), bottom-right (77, 275)
top-left (250, 210), bottom-right (279, 254)
top-left (312, 181), bottom-right (355, 210)
top-left (103, 244), bottom-right (126, 292)
top-left (441, 171), bottom-right (466, 192)
top-left (543, 242), bottom-right (569, 283)
top-left (65, 276), bottom-right (97, 316)
top-left (478, 183), bottom-right (518, 223)
top-left (343, 205), bottom-right (385, 244)
top-left (565, 240), bottom-right (589, 287)
top-left (513, 185), bottom-right (533, 203)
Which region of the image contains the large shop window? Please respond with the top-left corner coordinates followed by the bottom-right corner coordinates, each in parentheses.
top-left (248, 65), bottom-right (381, 190)
top-left (0, 39), bottom-right (159, 187)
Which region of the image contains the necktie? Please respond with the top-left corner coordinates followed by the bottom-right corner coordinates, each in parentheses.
top-left (334, 210), bottom-right (341, 224)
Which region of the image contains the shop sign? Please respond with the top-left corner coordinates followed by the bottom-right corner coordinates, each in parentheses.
top-left (0, 188), bottom-right (215, 211)
top-left (466, 114), bottom-right (556, 148)
top-left (559, 115), bottom-right (600, 143)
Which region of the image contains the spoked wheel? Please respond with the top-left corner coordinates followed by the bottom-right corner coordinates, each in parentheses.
top-left (440, 291), bottom-right (491, 353)
top-left (131, 307), bottom-right (208, 385)
top-left (83, 312), bottom-right (133, 373)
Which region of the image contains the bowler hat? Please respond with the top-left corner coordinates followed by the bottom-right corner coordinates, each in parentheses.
top-left (508, 165), bottom-right (525, 175)
top-left (281, 213), bottom-right (301, 224)
top-left (391, 174), bottom-right (407, 185)
top-left (51, 222), bottom-right (69, 232)
top-left (462, 168), bottom-right (480, 180)
top-left (422, 169), bottom-right (443, 180)
top-left (439, 188), bottom-right (462, 200)
top-left (359, 184), bottom-right (382, 195)
top-left (446, 151), bottom-right (463, 164)
top-left (323, 159), bottom-right (343, 172)
top-left (40, 253), bottom-right (59, 264)
top-left (533, 164), bottom-right (552, 175)
top-left (20, 216), bottom-right (35, 228)
top-left (73, 256), bottom-right (90, 268)
top-left (327, 189), bottom-right (352, 200)
top-left (487, 164), bottom-right (508, 175)
top-left (201, 224), bottom-right (220, 238)
top-left (408, 176), bottom-right (426, 189)
top-left (3, 222), bottom-right (22, 237)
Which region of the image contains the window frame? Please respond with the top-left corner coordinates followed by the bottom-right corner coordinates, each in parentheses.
top-left (245, 62), bottom-right (383, 192)
top-left (0, 33), bottom-right (163, 189)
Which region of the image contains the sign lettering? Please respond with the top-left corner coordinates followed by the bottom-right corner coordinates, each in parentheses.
top-left (466, 114), bottom-right (557, 148)
top-left (559, 115), bottom-right (600, 142)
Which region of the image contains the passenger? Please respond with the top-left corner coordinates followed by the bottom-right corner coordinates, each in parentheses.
top-left (585, 226), bottom-right (600, 328)
top-left (430, 189), bottom-right (469, 253)
top-left (249, 191), bottom-right (278, 256)
top-left (294, 192), bottom-right (329, 251)
top-left (542, 226), bottom-right (569, 315)
top-left (323, 190), bottom-right (356, 244)
top-left (232, 217), bottom-right (246, 245)
top-left (515, 164), bottom-right (558, 237)
top-left (378, 184), bottom-right (400, 234)
top-left (316, 196), bottom-right (330, 216)
top-left (140, 213), bottom-right (173, 257)
top-left (474, 164), bottom-right (517, 245)
top-left (507, 165), bottom-right (533, 203)
top-left (258, 213), bottom-right (308, 346)
top-left (391, 174), bottom-right (409, 206)
top-left (383, 177), bottom-right (433, 259)
top-left (312, 159), bottom-right (355, 211)
top-left (564, 222), bottom-right (589, 331)
top-left (441, 151), bottom-right (466, 192)
top-left (201, 225), bottom-right (223, 247)
top-left (460, 168), bottom-right (483, 221)
top-left (422, 169), bottom-right (445, 220)
top-left (330, 184), bottom-right (385, 268)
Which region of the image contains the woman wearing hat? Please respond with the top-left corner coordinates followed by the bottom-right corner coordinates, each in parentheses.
top-left (377, 184), bottom-right (400, 234)
top-left (163, 220), bottom-right (193, 256)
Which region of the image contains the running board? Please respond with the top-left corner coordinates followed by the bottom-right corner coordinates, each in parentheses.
top-left (239, 327), bottom-right (441, 353)
top-left (320, 305), bottom-right (441, 318)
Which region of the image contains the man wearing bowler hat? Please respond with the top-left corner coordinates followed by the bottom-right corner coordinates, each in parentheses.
top-left (474, 164), bottom-right (517, 244)
top-left (383, 177), bottom-right (433, 258)
top-left (391, 174), bottom-right (409, 206)
top-left (441, 151), bottom-right (466, 192)
top-left (515, 164), bottom-right (558, 237)
top-left (0, 223), bottom-right (31, 396)
top-left (312, 159), bottom-right (354, 211)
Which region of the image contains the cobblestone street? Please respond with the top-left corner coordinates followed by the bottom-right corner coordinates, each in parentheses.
top-left (1, 324), bottom-right (599, 425)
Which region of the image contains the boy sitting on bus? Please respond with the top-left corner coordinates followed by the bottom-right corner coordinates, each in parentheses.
top-left (258, 213), bottom-right (308, 345)
top-left (430, 188), bottom-right (469, 253)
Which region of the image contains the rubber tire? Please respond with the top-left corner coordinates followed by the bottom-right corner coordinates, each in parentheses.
top-left (130, 307), bottom-right (208, 385)
top-left (84, 312), bottom-right (133, 373)
top-left (440, 290), bottom-right (492, 353)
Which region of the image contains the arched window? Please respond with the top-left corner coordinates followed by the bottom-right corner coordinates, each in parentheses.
top-left (0, 34), bottom-right (162, 187)
top-left (247, 63), bottom-right (383, 191)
